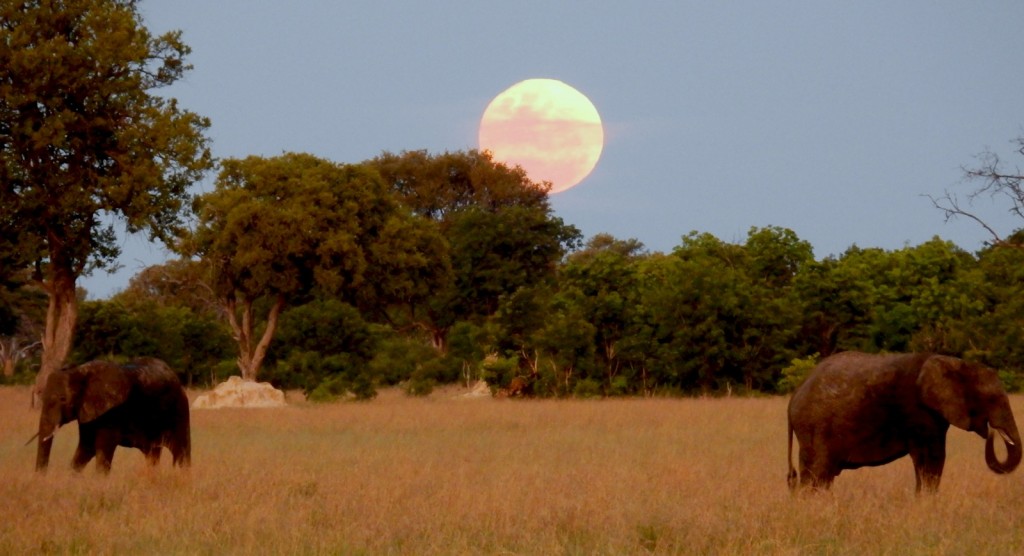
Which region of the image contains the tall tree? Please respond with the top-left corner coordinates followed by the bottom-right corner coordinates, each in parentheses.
top-left (367, 149), bottom-right (577, 348)
top-left (186, 153), bottom-right (446, 380)
top-left (0, 0), bottom-right (212, 397)
top-left (370, 149), bottom-right (550, 221)
top-left (559, 234), bottom-right (647, 393)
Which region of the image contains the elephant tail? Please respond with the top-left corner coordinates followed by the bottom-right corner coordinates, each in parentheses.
top-left (787, 421), bottom-right (797, 491)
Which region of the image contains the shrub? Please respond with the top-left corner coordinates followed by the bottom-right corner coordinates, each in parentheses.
top-left (778, 354), bottom-right (820, 393)
top-left (573, 378), bottom-right (603, 399)
top-left (366, 333), bottom-right (438, 387)
top-left (480, 353), bottom-right (519, 393)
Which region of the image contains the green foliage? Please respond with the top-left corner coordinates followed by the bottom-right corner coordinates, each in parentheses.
top-left (307, 373), bottom-right (377, 402)
top-left (997, 370), bottom-right (1023, 394)
top-left (0, 0), bottom-right (213, 270)
top-left (365, 332), bottom-right (442, 394)
top-left (370, 149), bottom-right (552, 221)
top-left (778, 355), bottom-right (820, 394)
top-left (266, 299), bottom-right (377, 397)
top-left (447, 206), bottom-right (581, 319)
top-left (480, 354), bottom-right (520, 392)
top-left (7, 100), bottom-right (1018, 400)
top-left (446, 321), bottom-right (487, 384)
top-left (64, 220), bottom-right (1024, 398)
top-left (573, 378), bottom-right (603, 399)
top-left (74, 299), bottom-right (233, 386)
top-left (367, 149), bottom-right (572, 351)
top-left (1, 0), bottom-right (213, 380)
top-left (185, 153), bottom-right (448, 380)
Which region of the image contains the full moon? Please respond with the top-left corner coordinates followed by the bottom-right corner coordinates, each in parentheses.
top-left (478, 78), bottom-right (604, 194)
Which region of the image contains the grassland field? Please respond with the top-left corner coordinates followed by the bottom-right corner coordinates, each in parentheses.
top-left (2, 385), bottom-right (1024, 555)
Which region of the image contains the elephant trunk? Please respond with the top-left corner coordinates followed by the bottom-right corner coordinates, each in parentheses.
top-left (985, 408), bottom-right (1022, 475)
top-left (35, 410), bottom-right (60, 472)
top-left (35, 431), bottom-right (54, 472)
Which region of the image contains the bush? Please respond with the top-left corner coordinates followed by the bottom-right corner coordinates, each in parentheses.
top-left (366, 333), bottom-right (439, 387)
top-left (608, 375), bottom-right (631, 396)
top-left (0, 358), bottom-right (38, 386)
top-left (573, 378), bottom-right (603, 399)
top-left (403, 376), bottom-right (435, 397)
top-left (778, 354), bottom-right (820, 393)
top-left (269, 351), bottom-right (376, 400)
top-left (480, 353), bottom-right (519, 393)
top-left (306, 372), bottom-right (377, 402)
top-left (998, 369), bottom-right (1023, 394)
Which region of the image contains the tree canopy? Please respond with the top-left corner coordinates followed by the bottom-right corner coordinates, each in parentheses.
top-left (184, 153), bottom-right (448, 380)
top-left (0, 0), bottom-right (212, 395)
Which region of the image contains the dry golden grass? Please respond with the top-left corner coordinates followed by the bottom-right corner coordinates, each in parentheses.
top-left (3, 385), bottom-right (1024, 554)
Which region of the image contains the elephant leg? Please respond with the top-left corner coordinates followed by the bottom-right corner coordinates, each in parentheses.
top-left (171, 445), bottom-right (190, 468)
top-left (71, 442), bottom-right (96, 472)
top-left (93, 430), bottom-right (119, 474)
top-left (71, 426), bottom-right (97, 472)
top-left (801, 466), bottom-right (837, 490)
top-left (798, 439), bottom-right (837, 490)
top-left (145, 446), bottom-right (162, 466)
top-left (910, 441), bottom-right (946, 493)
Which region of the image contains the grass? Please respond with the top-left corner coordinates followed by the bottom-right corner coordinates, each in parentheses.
top-left (2, 385), bottom-right (1024, 554)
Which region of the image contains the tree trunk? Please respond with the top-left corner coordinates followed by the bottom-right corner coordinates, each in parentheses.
top-left (33, 269), bottom-right (77, 407)
top-left (1, 338), bottom-right (15, 377)
top-left (224, 293), bottom-right (284, 381)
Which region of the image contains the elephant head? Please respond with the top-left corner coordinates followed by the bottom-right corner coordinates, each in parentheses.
top-left (919, 355), bottom-right (1022, 474)
top-left (36, 362), bottom-right (132, 472)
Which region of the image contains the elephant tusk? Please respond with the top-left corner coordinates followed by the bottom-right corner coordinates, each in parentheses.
top-left (26, 431), bottom-right (56, 446)
top-left (996, 428), bottom-right (1016, 446)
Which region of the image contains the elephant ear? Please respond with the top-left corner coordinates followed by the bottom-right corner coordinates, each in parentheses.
top-left (77, 362), bottom-right (132, 424)
top-left (918, 355), bottom-right (971, 431)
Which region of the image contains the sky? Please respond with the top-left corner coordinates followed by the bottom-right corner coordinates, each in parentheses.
top-left (82, 1), bottom-right (1024, 298)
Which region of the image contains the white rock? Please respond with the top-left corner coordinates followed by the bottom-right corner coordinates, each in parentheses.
top-left (192, 376), bottom-right (287, 409)
top-left (457, 380), bottom-right (492, 399)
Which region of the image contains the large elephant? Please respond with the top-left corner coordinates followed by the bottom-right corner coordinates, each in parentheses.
top-left (35, 357), bottom-right (191, 474)
top-left (787, 351), bottom-right (1021, 493)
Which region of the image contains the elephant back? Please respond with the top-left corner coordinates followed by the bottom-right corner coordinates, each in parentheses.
top-left (124, 358), bottom-right (184, 395)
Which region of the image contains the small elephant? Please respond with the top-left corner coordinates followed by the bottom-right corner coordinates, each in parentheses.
top-left (787, 351), bottom-right (1021, 493)
top-left (35, 357), bottom-right (191, 474)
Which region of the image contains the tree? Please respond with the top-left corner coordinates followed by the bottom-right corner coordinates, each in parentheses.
top-left (566, 233), bottom-right (647, 265)
top-left (795, 252), bottom-right (878, 356)
top-left (448, 206), bottom-right (581, 320)
top-left (0, 269), bottom-right (45, 379)
top-left (938, 238), bottom-right (1024, 380)
top-left (269, 298), bottom-right (376, 398)
top-left (367, 149), bottom-right (564, 348)
top-left (119, 259), bottom-right (220, 316)
top-left (186, 153), bottom-right (445, 380)
top-left (0, 0), bottom-right (212, 398)
top-left (930, 134), bottom-right (1024, 247)
top-left (370, 149), bottom-right (550, 221)
top-left (560, 235), bottom-right (647, 394)
top-left (631, 229), bottom-right (810, 394)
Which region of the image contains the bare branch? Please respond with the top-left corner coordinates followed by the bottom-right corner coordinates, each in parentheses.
top-left (926, 190), bottom-right (1005, 245)
top-left (931, 134), bottom-right (1024, 249)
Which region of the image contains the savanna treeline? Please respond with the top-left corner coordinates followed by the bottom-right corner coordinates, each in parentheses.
top-left (3, 147), bottom-right (1023, 399)
top-left (2, 1), bottom-right (1022, 401)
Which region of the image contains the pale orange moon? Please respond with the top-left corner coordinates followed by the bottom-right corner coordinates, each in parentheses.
top-left (478, 78), bottom-right (604, 194)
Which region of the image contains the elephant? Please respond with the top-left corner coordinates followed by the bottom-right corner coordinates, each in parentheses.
top-left (787, 351), bottom-right (1021, 493)
top-left (35, 357), bottom-right (191, 474)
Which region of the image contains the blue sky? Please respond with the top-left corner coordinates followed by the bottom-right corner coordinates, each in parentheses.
top-left (83, 1), bottom-right (1024, 297)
